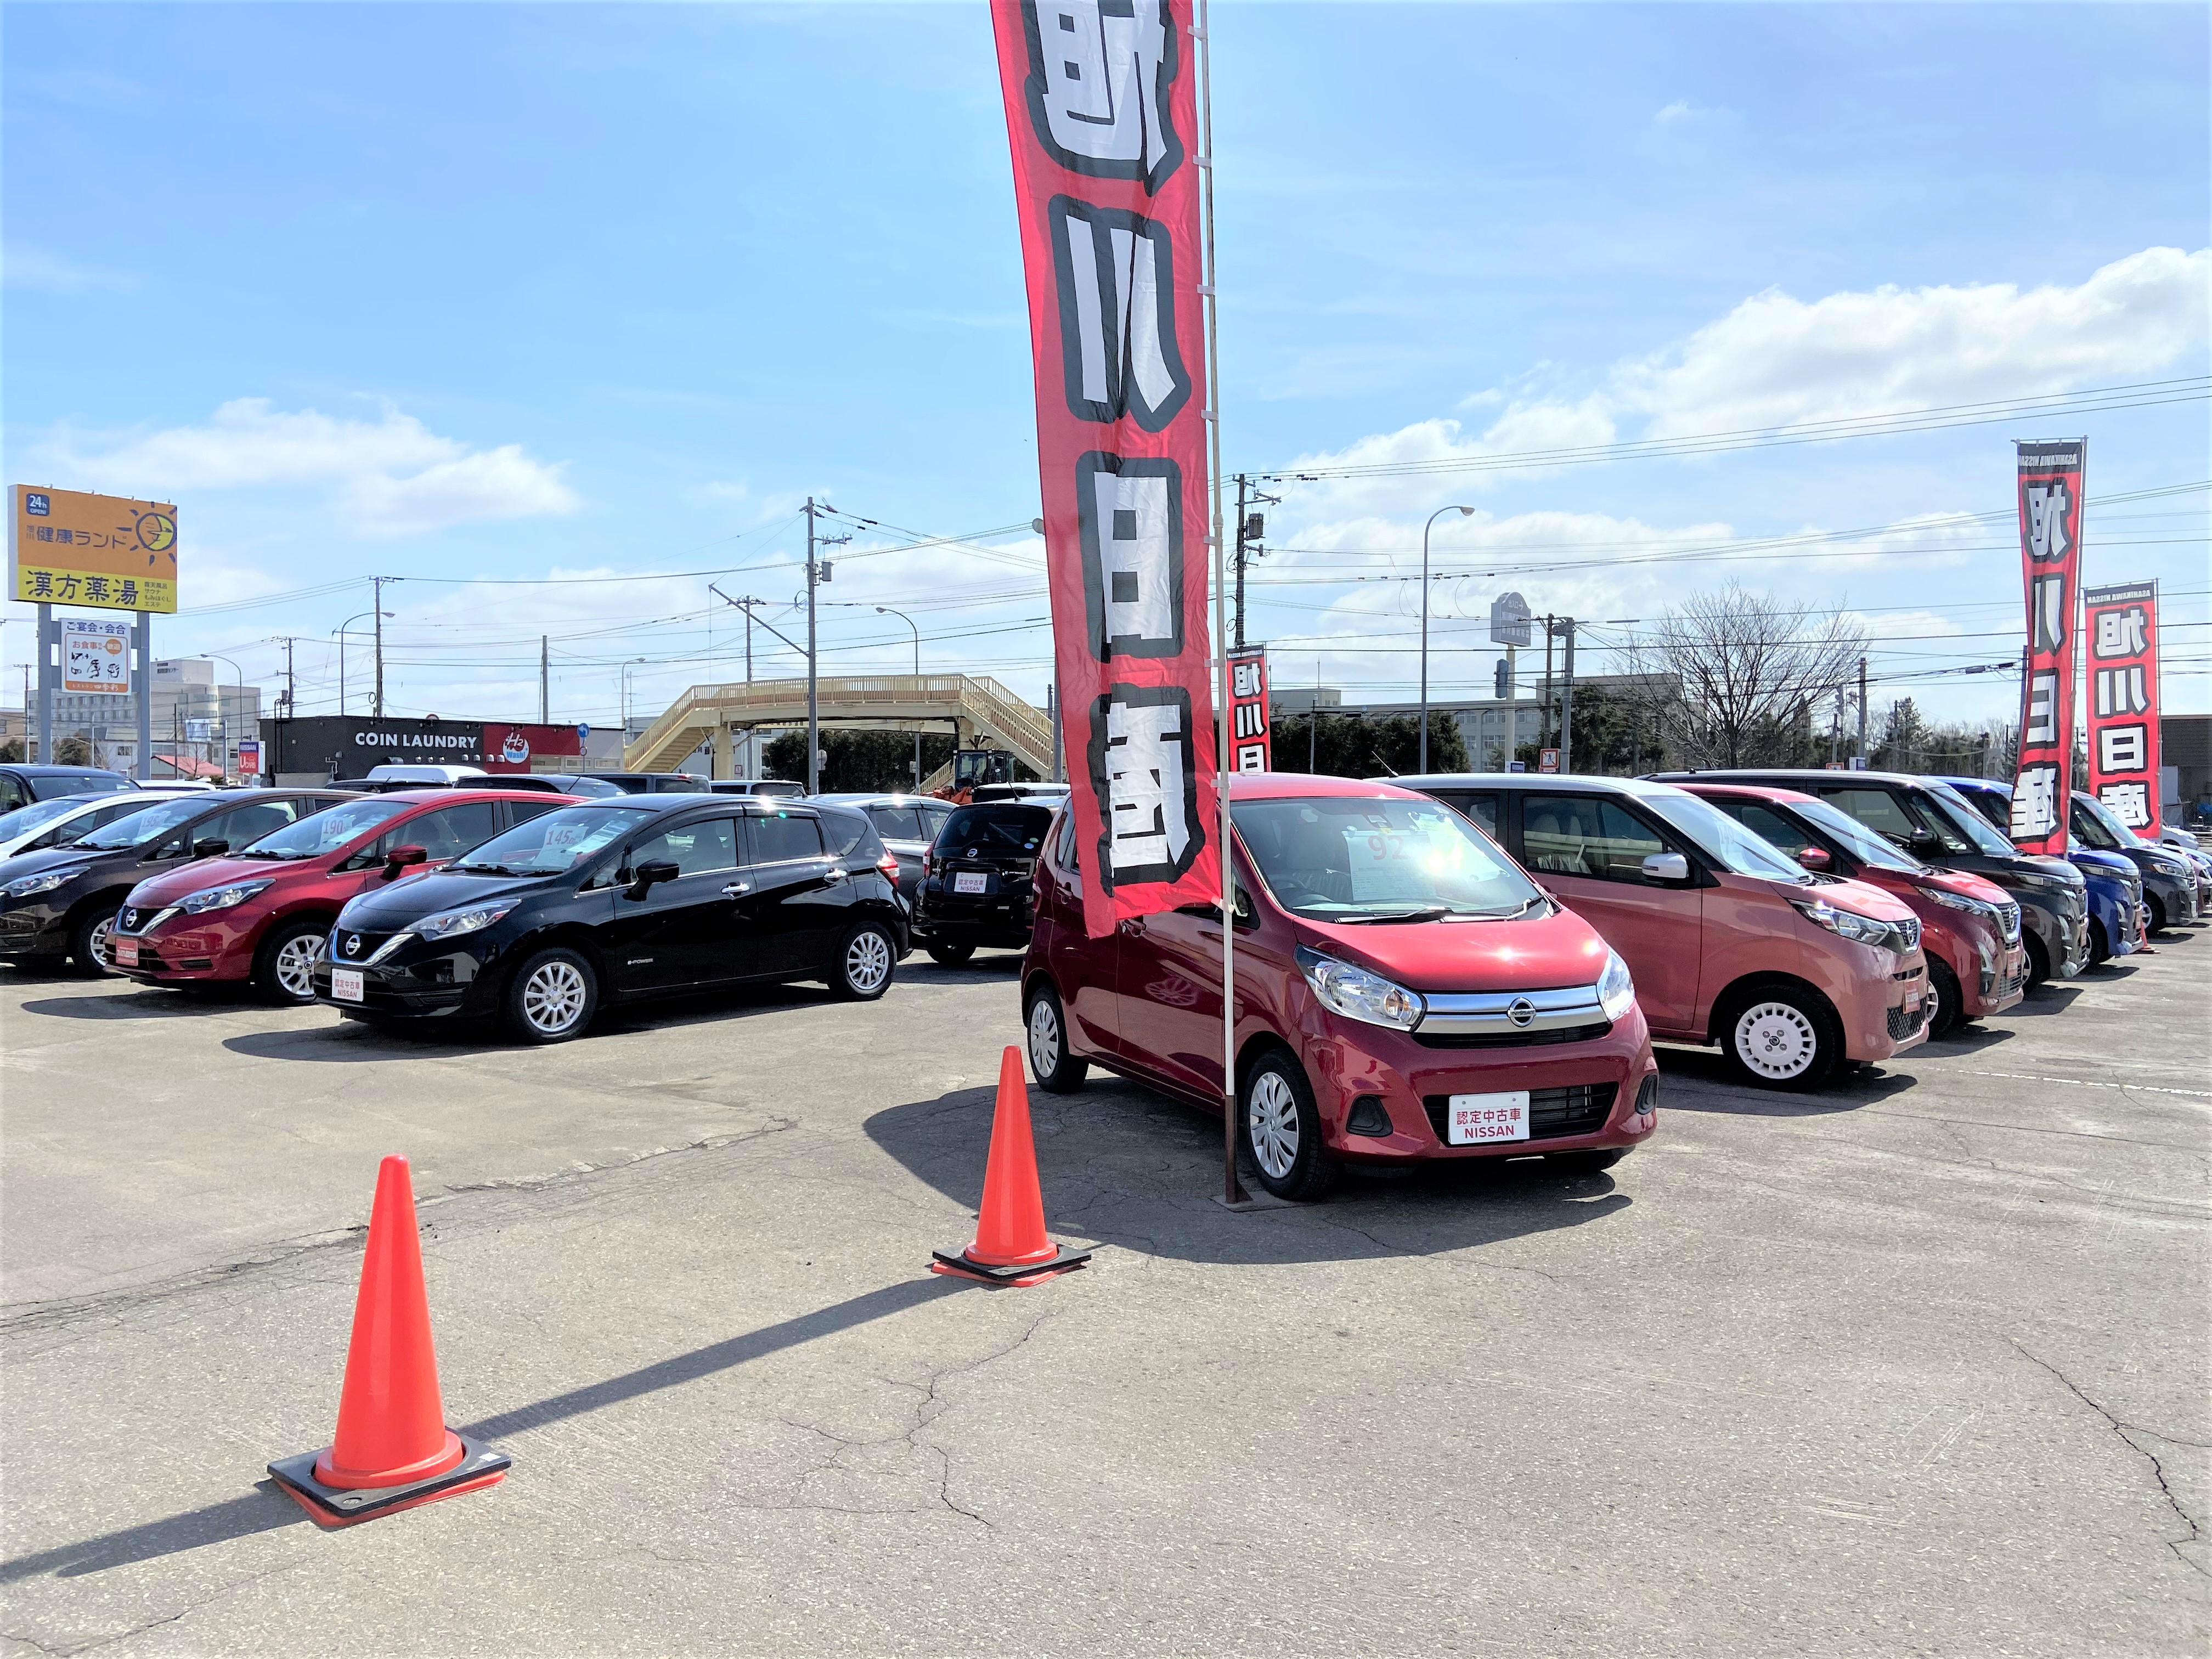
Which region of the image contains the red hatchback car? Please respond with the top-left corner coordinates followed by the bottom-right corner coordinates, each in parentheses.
top-left (1676, 782), bottom-right (2027, 1037)
top-left (1021, 774), bottom-right (1658, 1201)
top-left (110, 789), bottom-right (574, 1003)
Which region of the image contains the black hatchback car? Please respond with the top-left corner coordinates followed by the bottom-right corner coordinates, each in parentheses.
top-left (0, 788), bottom-right (348, 972)
top-left (312, 794), bottom-right (907, 1042)
top-left (910, 799), bottom-right (1055, 966)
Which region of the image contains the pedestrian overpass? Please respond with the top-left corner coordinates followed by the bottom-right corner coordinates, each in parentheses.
top-left (622, 673), bottom-right (1056, 788)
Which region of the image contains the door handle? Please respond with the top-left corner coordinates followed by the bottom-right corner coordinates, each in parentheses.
top-left (822, 866), bottom-right (847, 883)
top-left (722, 881), bottom-right (751, 896)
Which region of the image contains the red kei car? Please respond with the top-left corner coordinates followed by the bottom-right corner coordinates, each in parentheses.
top-left (1675, 782), bottom-right (2028, 1038)
top-left (1020, 774), bottom-right (1658, 1201)
top-left (110, 789), bottom-right (574, 1003)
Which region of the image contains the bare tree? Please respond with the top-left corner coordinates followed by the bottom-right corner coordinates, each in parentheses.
top-left (1618, 585), bottom-right (1868, 769)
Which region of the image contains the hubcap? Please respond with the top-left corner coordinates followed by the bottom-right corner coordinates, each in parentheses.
top-left (1247, 1070), bottom-right (1300, 1179)
top-left (845, 930), bottom-right (891, 994)
top-left (88, 914), bottom-right (116, 970)
top-left (1028, 996), bottom-right (1061, 1076)
top-left (1925, 975), bottom-right (1943, 1033)
top-left (522, 960), bottom-right (588, 1034)
top-left (1735, 1001), bottom-right (1818, 1079)
top-left (275, 934), bottom-right (321, 1000)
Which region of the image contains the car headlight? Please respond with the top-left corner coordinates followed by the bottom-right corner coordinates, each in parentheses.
top-left (413, 903), bottom-right (516, 941)
top-left (2149, 857), bottom-right (2187, 878)
top-left (1294, 945), bottom-right (1424, 1030)
top-left (177, 878), bottom-right (273, 914)
top-left (1926, 888), bottom-right (1995, 918)
top-left (1596, 950), bottom-right (1637, 1024)
top-left (0, 868), bottom-right (77, 899)
top-left (1792, 896), bottom-right (1896, 948)
top-left (2003, 868), bottom-right (2078, 894)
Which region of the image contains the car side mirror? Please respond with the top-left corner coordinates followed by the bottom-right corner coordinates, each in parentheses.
top-left (382, 844), bottom-right (429, 879)
top-left (191, 838), bottom-right (229, 859)
top-left (1906, 830), bottom-right (1943, 854)
top-left (628, 859), bottom-right (680, 897)
top-left (1797, 846), bottom-right (1833, 872)
top-left (1641, 851), bottom-right (1691, 885)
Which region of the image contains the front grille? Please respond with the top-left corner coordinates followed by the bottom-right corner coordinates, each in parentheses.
top-left (328, 928), bottom-right (402, 963)
top-left (1995, 901), bottom-right (2021, 941)
top-left (1887, 999), bottom-right (1928, 1041)
top-left (1412, 1021), bottom-right (1612, 1049)
top-left (1421, 1082), bottom-right (1618, 1143)
top-left (120, 906), bottom-right (144, 932)
top-left (1897, 916), bottom-right (1922, 952)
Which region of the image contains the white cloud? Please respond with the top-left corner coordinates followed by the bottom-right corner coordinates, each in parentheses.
top-left (3, 242), bottom-right (129, 293)
top-left (30, 398), bottom-right (579, 535)
top-left (1620, 245), bottom-right (2212, 438)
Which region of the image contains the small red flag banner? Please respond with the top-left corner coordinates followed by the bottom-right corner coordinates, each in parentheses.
top-left (1228, 645), bottom-right (1271, 773)
top-left (2082, 580), bottom-right (2163, 836)
top-left (990, 0), bottom-right (1222, 938)
top-left (2008, 440), bottom-right (2086, 855)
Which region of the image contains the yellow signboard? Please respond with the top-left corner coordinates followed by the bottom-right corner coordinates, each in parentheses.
top-left (11, 485), bottom-right (179, 613)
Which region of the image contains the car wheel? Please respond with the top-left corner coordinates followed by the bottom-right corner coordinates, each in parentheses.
top-left (833, 922), bottom-right (896, 1001)
top-left (2087, 918), bottom-right (2110, 965)
top-left (1925, 957), bottom-right (1964, 1039)
top-left (925, 942), bottom-right (976, 967)
top-left (2146, 893), bottom-right (2169, 935)
top-left (504, 947), bottom-right (597, 1044)
top-left (254, 918), bottom-right (328, 1005)
top-left (71, 907), bottom-right (120, 977)
top-left (2022, 931), bottom-right (2051, 990)
top-left (1547, 1148), bottom-right (1627, 1174)
top-left (1240, 1048), bottom-right (1339, 1202)
top-left (1720, 986), bottom-right (1843, 1091)
top-left (1024, 981), bottom-right (1088, 1094)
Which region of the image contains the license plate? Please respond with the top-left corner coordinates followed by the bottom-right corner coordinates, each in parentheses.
top-left (954, 872), bottom-right (988, 895)
top-left (1447, 1090), bottom-right (1531, 1145)
top-left (331, 968), bottom-right (365, 1003)
top-left (114, 938), bottom-right (139, 967)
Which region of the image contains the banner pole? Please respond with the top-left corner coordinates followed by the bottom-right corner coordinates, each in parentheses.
top-left (1194, 0), bottom-right (1246, 1206)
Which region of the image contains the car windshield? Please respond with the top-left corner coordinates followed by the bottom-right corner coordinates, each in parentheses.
top-left (1639, 790), bottom-right (1810, 881)
top-left (2072, 793), bottom-right (2143, 850)
top-left (234, 797), bottom-right (411, 859)
top-left (70, 796), bottom-right (210, 849)
top-left (1920, 782), bottom-right (2018, 856)
top-left (0, 797), bottom-right (95, 840)
top-left (1790, 795), bottom-right (1926, 872)
top-left (445, 804), bottom-right (657, 874)
top-left (1232, 795), bottom-right (1542, 920)
top-left (938, 803), bottom-right (1053, 855)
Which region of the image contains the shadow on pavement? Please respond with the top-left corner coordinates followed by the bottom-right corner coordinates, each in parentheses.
top-left (1918, 1023), bottom-right (2017, 1055)
top-left (1651, 1047), bottom-right (1918, 1116)
top-left (866, 1082), bottom-right (1631, 1265)
top-left (2009, 984), bottom-right (2085, 1017)
top-left (0, 1278), bottom-right (967, 1583)
top-left (17, 989), bottom-right (227, 1020)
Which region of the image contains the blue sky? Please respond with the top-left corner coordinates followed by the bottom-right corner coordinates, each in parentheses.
top-left (6, 2), bottom-right (2207, 735)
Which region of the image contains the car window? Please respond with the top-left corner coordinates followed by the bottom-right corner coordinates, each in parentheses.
top-left (0, 776), bottom-right (25, 811)
top-left (1521, 794), bottom-right (1671, 882)
top-left (1821, 787), bottom-right (1920, 845)
top-left (866, 805), bottom-right (922, 840)
top-left (940, 803), bottom-right (1052, 855)
top-left (72, 795), bottom-right (208, 850)
top-left (1441, 792), bottom-right (1502, 836)
top-left (404, 802), bottom-right (502, 861)
top-left (629, 815), bottom-right (740, 875)
top-left (746, 811), bottom-right (824, 864)
top-left (0, 796), bottom-right (99, 840)
top-left (450, 804), bottom-right (659, 875)
top-left (506, 799), bottom-right (564, 825)
top-left (814, 807), bottom-right (882, 860)
top-left (204, 800), bottom-right (304, 850)
top-left (1233, 795), bottom-right (1540, 919)
top-left (1718, 801), bottom-right (1814, 857)
top-left (239, 796), bottom-right (410, 859)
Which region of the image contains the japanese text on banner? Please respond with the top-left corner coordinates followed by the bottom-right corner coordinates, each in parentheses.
top-left (2007, 441), bottom-right (2085, 856)
top-left (2081, 580), bottom-right (2162, 834)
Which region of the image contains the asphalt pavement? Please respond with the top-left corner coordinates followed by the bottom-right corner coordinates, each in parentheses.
top-left (2, 935), bottom-right (2207, 1656)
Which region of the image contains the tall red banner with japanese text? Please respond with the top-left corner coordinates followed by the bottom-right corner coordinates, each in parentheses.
top-left (991, 0), bottom-right (1221, 937)
top-left (2083, 580), bottom-right (2162, 834)
top-left (2007, 440), bottom-right (2086, 855)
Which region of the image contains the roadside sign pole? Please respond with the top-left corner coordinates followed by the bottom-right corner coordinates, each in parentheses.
top-left (134, 610), bottom-right (151, 780)
top-left (35, 603), bottom-right (54, 765)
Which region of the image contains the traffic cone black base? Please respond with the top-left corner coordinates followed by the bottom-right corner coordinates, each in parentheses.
top-left (930, 1245), bottom-right (1091, 1286)
top-left (269, 1433), bottom-right (511, 1529)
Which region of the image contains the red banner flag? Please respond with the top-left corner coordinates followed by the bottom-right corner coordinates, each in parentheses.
top-left (2007, 440), bottom-right (2086, 855)
top-left (1227, 645), bottom-right (1271, 772)
top-left (990, 0), bottom-right (1222, 939)
top-left (2083, 580), bottom-right (2162, 835)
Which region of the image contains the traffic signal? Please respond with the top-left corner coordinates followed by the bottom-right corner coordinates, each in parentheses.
top-left (1494, 657), bottom-right (1511, 699)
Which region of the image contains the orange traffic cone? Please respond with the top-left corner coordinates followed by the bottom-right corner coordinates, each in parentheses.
top-left (268, 1155), bottom-right (510, 1527)
top-left (932, 1045), bottom-right (1092, 1286)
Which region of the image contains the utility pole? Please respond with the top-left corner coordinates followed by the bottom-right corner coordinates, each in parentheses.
top-left (539, 636), bottom-right (549, 725)
top-left (1557, 619), bottom-right (1576, 775)
top-left (1856, 654), bottom-right (1869, 765)
top-left (371, 575), bottom-right (388, 719)
top-left (804, 500), bottom-right (820, 793)
top-left (1541, 617), bottom-right (1556, 751)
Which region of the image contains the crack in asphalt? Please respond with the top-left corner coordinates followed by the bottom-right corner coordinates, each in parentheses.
top-left (2012, 1340), bottom-right (2209, 1578)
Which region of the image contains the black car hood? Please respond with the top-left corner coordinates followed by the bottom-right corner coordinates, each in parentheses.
top-left (0, 846), bottom-right (117, 885)
top-left (339, 868), bottom-right (559, 928)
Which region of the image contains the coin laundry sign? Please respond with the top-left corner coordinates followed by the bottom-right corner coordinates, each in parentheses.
top-left (992, 0), bottom-right (1222, 938)
top-left (11, 486), bottom-right (180, 613)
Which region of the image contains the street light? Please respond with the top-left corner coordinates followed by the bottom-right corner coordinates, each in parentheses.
top-left (204, 652), bottom-right (247, 778)
top-left (619, 658), bottom-right (650, 738)
top-left (1419, 505), bottom-right (1476, 773)
top-left (334, 610), bottom-right (391, 718)
top-left (876, 606), bottom-right (922, 790)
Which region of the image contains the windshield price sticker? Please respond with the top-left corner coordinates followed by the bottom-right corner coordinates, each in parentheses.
top-left (1448, 1091), bottom-right (1531, 1144)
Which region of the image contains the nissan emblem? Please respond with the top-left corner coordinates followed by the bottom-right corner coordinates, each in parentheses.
top-left (344, 934), bottom-right (362, 957)
top-left (1506, 997), bottom-right (1537, 1028)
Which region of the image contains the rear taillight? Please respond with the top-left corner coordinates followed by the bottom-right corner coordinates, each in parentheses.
top-left (878, 851), bottom-right (900, 879)
top-left (922, 849), bottom-right (933, 877)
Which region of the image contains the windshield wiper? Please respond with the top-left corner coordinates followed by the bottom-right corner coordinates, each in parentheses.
top-left (1335, 906), bottom-right (1449, 924)
top-left (451, 862), bottom-right (534, 876)
top-left (234, 849), bottom-right (306, 860)
top-left (1458, 894), bottom-right (1547, 919)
